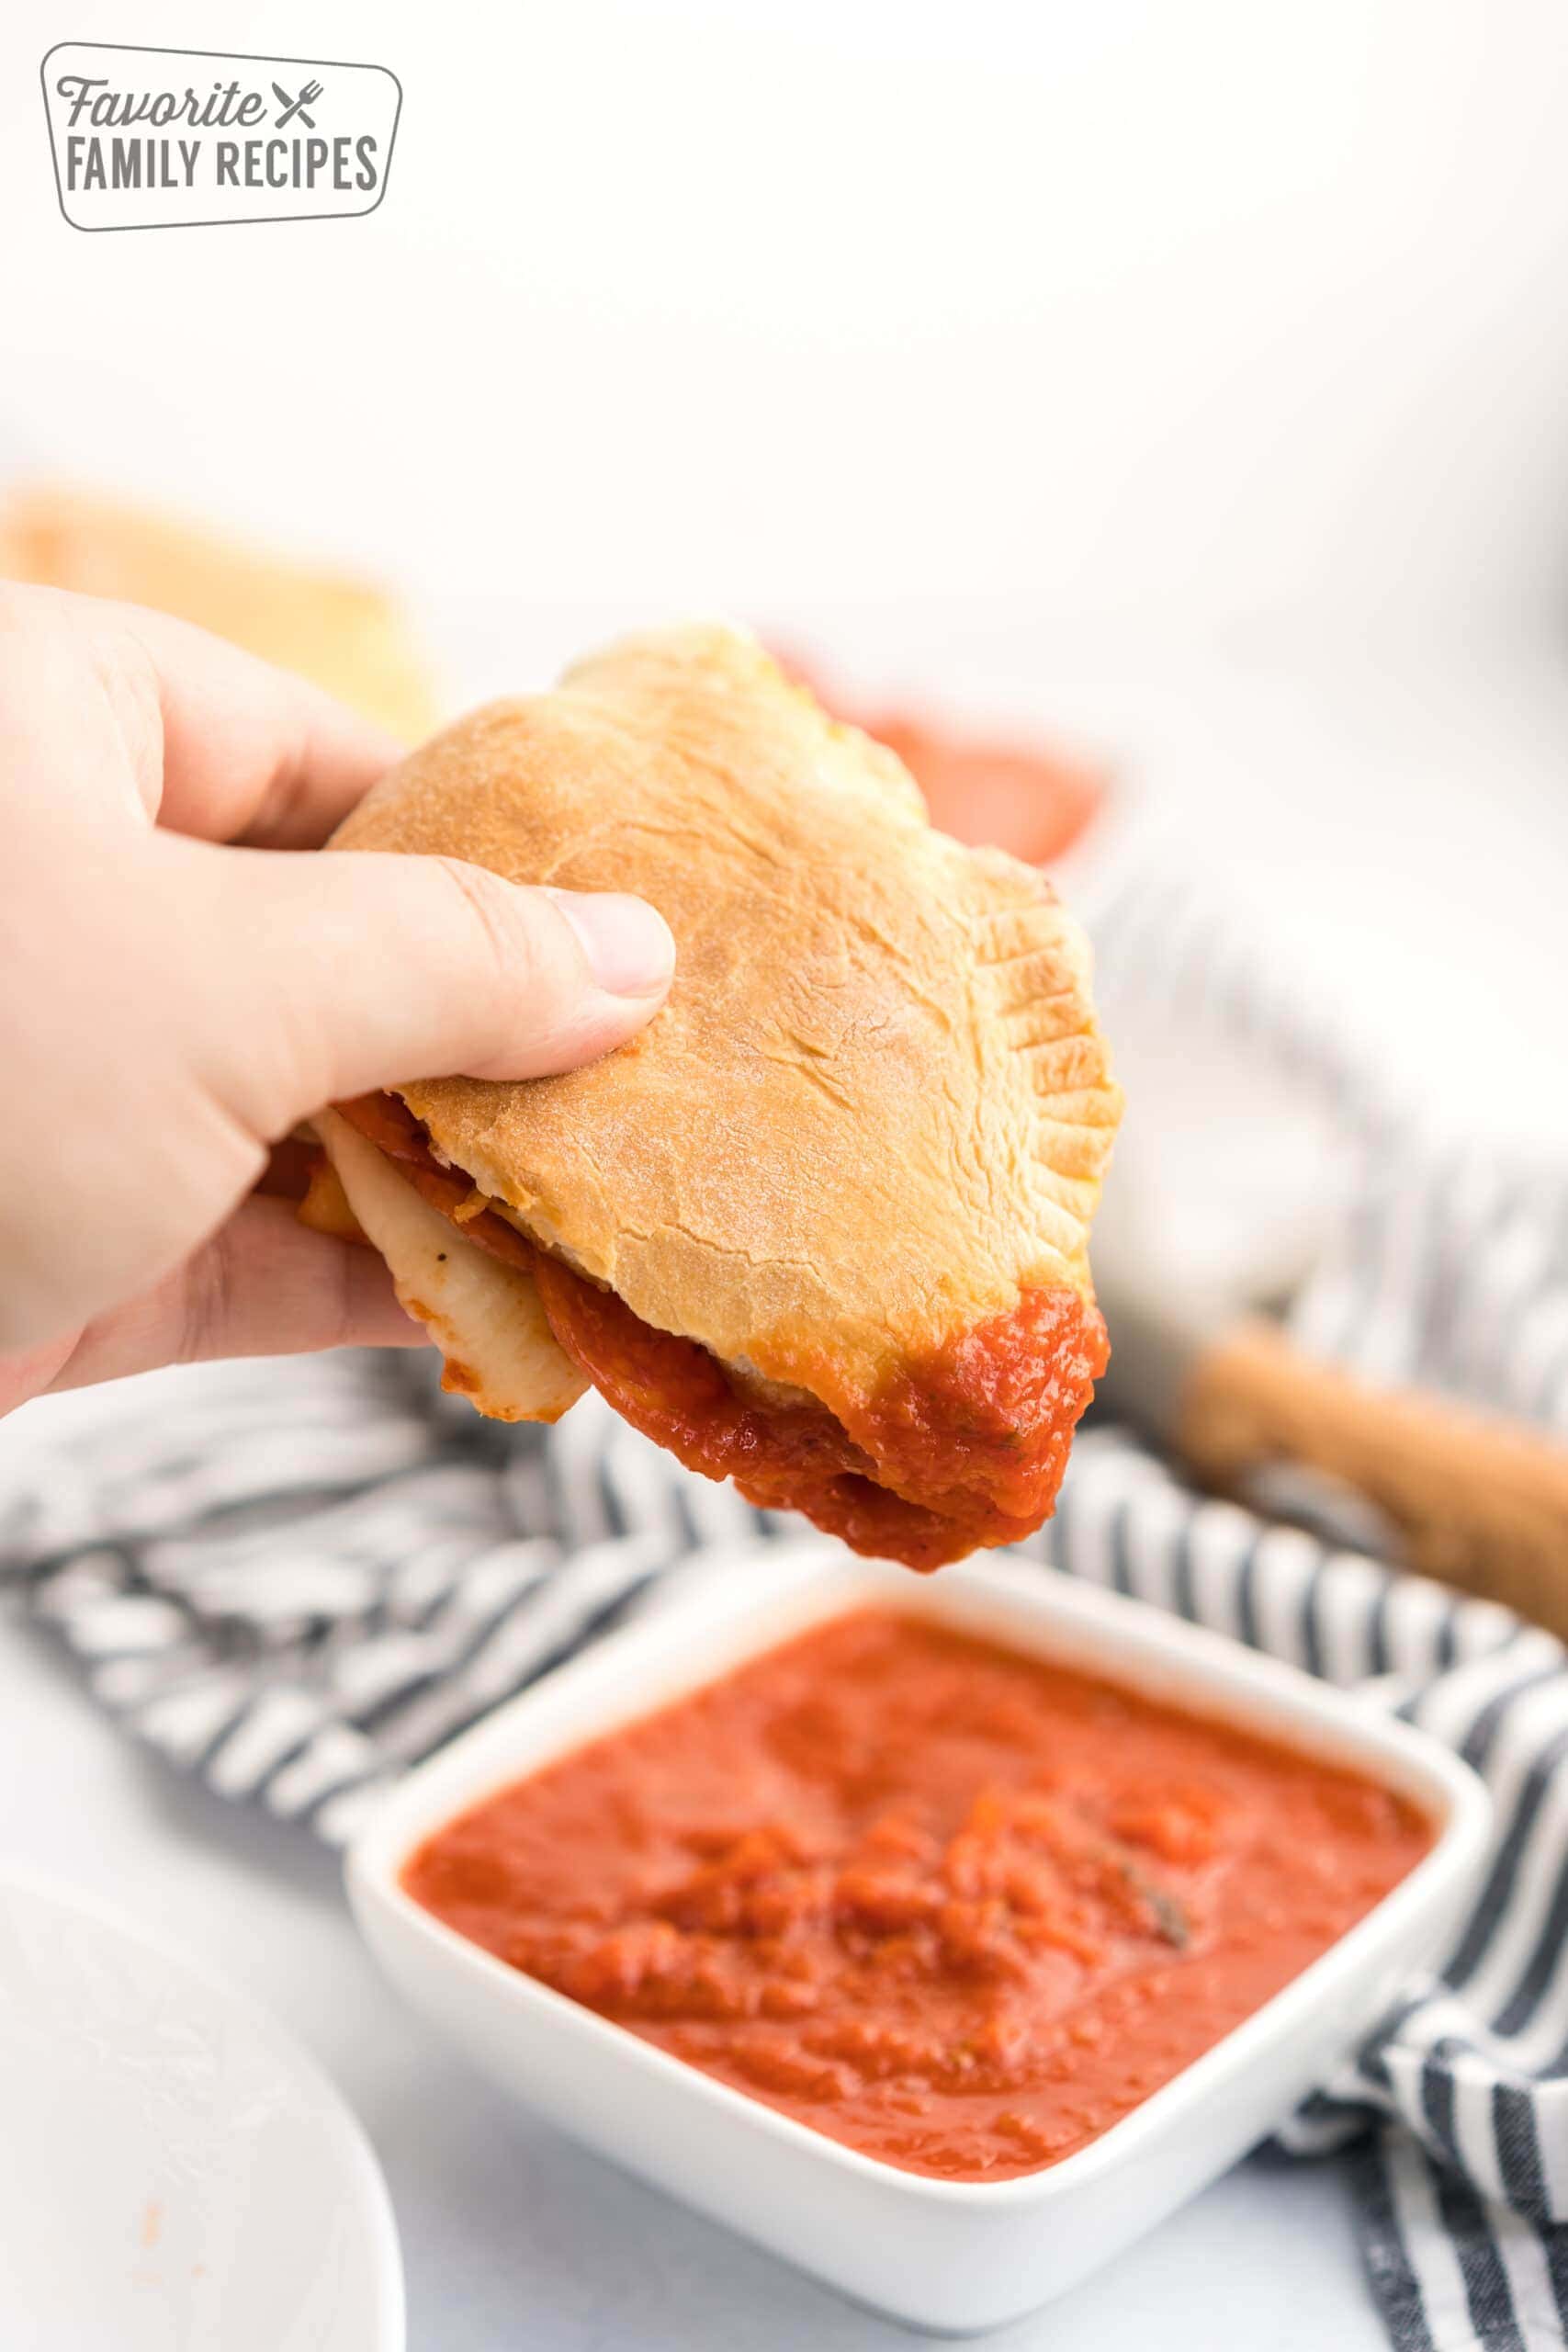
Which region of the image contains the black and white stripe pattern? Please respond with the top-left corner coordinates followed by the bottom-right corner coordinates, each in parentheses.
top-left (3, 863), bottom-right (1567, 2347)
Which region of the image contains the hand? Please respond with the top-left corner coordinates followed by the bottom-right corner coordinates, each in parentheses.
top-left (0, 586), bottom-right (675, 1413)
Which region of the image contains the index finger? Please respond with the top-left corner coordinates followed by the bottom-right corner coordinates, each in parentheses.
top-left (23, 583), bottom-right (407, 847)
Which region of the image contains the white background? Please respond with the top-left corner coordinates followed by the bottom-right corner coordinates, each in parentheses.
top-left (4, 3), bottom-right (1568, 2344)
top-left (7, 0), bottom-right (1567, 1148)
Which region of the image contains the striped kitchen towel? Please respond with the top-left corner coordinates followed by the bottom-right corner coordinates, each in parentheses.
top-left (4, 864), bottom-right (1568, 2348)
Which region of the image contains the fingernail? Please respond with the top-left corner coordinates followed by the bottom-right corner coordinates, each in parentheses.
top-left (547, 889), bottom-right (675, 998)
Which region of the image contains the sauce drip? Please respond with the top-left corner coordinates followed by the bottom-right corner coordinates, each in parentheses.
top-left (334, 1093), bottom-right (1105, 1568)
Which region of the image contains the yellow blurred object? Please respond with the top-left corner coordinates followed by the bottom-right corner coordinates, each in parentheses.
top-left (0, 483), bottom-right (438, 745)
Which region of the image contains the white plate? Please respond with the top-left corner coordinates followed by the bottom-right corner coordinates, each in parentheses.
top-left (0, 1869), bottom-right (404, 2352)
top-left (350, 1542), bottom-right (1490, 2335)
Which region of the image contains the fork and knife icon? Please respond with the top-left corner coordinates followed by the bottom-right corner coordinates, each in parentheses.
top-left (271, 78), bottom-right (324, 130)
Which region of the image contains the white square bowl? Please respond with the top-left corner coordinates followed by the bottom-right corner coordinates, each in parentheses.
top-left (347, 1540), bottom-right (1490, 2335)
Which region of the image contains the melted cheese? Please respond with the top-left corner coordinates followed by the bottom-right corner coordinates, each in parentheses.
top-left (312, 1108), bottom-right (587, 1424)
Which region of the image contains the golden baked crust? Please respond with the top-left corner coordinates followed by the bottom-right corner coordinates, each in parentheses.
top-left (329, 625), bottom-right (1120, 1419)
top-left (0, 483), bottom-right (437, 743)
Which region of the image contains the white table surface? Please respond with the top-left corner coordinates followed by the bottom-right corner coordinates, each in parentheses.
top-left (5, 653), bottom-right (1566, 2348)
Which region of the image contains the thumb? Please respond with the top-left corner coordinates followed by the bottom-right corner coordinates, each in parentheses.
top-left (169, 836), bottom-right (676, 1138)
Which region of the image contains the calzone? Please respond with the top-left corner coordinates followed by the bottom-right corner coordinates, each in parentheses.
top-left (305, 626), bottom-right (1122, 1569)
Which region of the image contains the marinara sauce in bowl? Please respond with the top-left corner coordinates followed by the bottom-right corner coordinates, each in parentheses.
top-left (400, 1610), bottom-right (1429, 2183)
top-left (349, 1546), bottom-right (1489, 2333)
